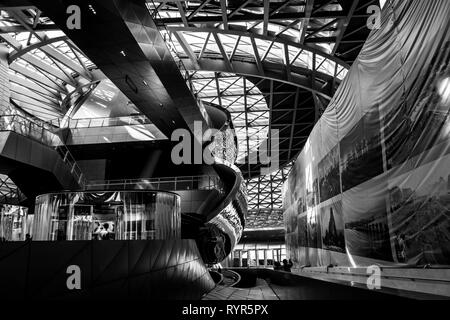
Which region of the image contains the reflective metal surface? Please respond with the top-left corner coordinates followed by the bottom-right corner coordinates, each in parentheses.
top-left (0, 114), bottom-right (85, 186)
top-left (0, 239), bottom-right (215, 299)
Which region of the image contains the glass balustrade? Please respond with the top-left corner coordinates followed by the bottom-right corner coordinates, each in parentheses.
top-left (86, 175), bottom-right (225, 193)
top-left (32, 190), bottom-right (180, 241)
top-left (0, 114), bottom-right (86, 186)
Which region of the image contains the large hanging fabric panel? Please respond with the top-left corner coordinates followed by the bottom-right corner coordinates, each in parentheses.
top-left (283, 0), bottom-right (450, 267)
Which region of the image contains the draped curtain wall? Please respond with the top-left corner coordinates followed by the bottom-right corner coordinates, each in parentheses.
top-left (283, 0), bottom-right (450, 267)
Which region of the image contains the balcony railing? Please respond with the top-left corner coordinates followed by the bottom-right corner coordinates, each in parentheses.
top-left (0, 114), bottom-right (86, 187)
top-left (85, 175), bottom-right (225, 193)
top-left (0, 114), bottom-right (59, 146)
top-left (49, 114), bottom-right (152, 129)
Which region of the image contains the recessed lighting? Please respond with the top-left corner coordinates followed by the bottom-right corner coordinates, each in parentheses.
top-left (88, 4), bottom-right (97, 14)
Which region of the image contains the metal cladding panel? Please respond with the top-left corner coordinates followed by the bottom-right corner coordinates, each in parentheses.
top-left (0, 240), bottom-right (214, 300)
top-left (0, 131), bottom-right (79, 192)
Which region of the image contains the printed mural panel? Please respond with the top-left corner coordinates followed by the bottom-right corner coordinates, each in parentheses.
top-left (320, 198), bottom-right (345, 254)
top-left (282, 0), bottom-right (450, 268)
top-left (343, 176), bottom-right (393, 263)
top-left (388, 152), bottom-right (450, 265)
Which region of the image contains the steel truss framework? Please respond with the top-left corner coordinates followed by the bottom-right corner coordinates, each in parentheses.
top-left (148, 0), bottom-right (375, 64)
top-left (246, 163), bottom-right (292, 211)
top-left (158, 15), bottom-right (346, 178)
top-left (165, 27), bottom-right (348, 99)
top-left (189, 70), bottom-right (321, 179)
top-left (189, 71), bottom-right (270, 163)
top-left (151, 0), bottom-right (375, 210)
top-left (0, 174), bottom-right (26, 205)
top-left (0, 7), bottom-right (95, 120)
top-left (0, 1), bottom-right (376, 213)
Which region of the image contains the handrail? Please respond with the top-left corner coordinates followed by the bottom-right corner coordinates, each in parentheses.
top-left (0, 114), bottom-right (61, 147)
top-left (85, 175), bottom-right (225, 193)
top-left (222, 269), bottom-right (241, 287)
top-left (50, 114), bottom-right (152, 129)
top-left (0, 114), bottom-right (86, 187)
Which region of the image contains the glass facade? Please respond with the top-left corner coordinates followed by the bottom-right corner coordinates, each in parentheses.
top-left (231, 243), bottom-right (286, 267)
top-left (32, 191), bottom-right (180, 241)
top-left (68, 79), bottom-right (142, 120)
top-left (0, 205), bottom-right (29, 241)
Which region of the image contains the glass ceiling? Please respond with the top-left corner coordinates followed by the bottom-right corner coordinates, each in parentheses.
top-left (0, 9), bottom-right (93, 120)
top-left (247, 163), bottom-right (292, 211)
top-left (0, 7), bottom-right (274, 162)
top-left (0, 2), bottom-right (374, 227)
top-left (0, 174), bottom-right (26, 205)
top-left (148, 0), bottom-right (343, 54)
top-left (150, 1), bottom-right (355, 212)
top-left (161, 28), bottom-right (348, 81)
top-left (189, 71), bottom-right (269, 162)
top-left (71, 79), bottom-right (142, 119)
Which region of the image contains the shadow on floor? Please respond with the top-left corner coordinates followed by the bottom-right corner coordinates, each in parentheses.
top-left (203, 268), bottom-right (434, 300)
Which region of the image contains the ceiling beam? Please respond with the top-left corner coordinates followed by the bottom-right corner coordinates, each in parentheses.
top-left (332, 0), bottom-right (360, 55)
top-left (187, 0), bottom-right (211, 20)
top-left (262, 0), bottom-right (270, 36)
top-left (157, 11), bottom-right (349, 25)
top-left (300, 0), bottom-right (315, 44)
top-left (228, 0), bottom-right (254, 18)
top-left (288, 88), bottom-right (300, 160)
top-left (219, 0), bottom-right (228, 30)
top-left (175, 1), bottom-right (189, 27)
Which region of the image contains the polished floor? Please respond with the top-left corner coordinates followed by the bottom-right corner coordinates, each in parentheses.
top-left (203, 278), bottom-right (279, 300)
top-left (203, 269), bottom-right (449, 300)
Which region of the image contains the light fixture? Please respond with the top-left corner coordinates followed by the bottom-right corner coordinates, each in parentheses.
top-left (120, 50), bottom-right (126, 57)
top-left (88, 4), bottom-right (97, 14)
top-left (438, 76), bottom-right (450, 105)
